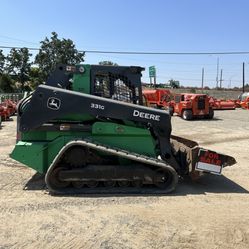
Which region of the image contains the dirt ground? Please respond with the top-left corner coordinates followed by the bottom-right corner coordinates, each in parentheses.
top-left (0, 109), bottom-right (249, 249)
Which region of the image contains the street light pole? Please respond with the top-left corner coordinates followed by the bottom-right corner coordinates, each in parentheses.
top-left (216, 57), bottom-right (219, 88)
top-left (220, 69), bottom-right (223, 88)
top-left (242, 62), bottom-right (245, 93)
top-left (228, 75), bottom-right (235, 89)
top-left (201, 67), bottom-right (204, 92)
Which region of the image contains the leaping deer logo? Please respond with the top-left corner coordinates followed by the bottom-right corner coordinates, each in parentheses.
top-left (47, 97), bottom-right (61, 110)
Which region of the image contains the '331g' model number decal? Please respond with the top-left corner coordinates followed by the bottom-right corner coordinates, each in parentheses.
top-left (90, 103), bottom-right (105, 110)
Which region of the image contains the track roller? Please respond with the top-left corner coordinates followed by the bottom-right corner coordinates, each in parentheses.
top-left (86, 181), bottom-right (99, 188)
top-left (72, 181), bottom-right (84, 188)
top-left (118, 181), bottom-right (130, 187)
top-left (103, 181), bottom-right (116, 187)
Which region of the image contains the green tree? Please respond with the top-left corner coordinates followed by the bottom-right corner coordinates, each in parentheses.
top-left (0, 74), bottom-right (15, 93)
top-left (29, 67), bottom-right (42, 90)
top-left (244, 83), bottom-right (249, 91)
top-left (189, 88), bottom-right (196, 93)
top-left (99, 61), bottom-right (118, 66)
top-left (0, 50), bottom-right (5, 74)
top-left (35, 32), bottom-right (85, 81)
top-left (6, 47), bottom-right (32, 91)
top-left (168, 79), bottom-right (180, 89)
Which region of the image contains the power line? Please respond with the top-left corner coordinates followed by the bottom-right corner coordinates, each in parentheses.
top-left (84, 50), bottom-right (249, 55)
top-left (1, 45), bottom-right (249, 55)
top-left (0, 45), bottom-right (39, 51)
top-left (0, 35), bottom-right (39, 45)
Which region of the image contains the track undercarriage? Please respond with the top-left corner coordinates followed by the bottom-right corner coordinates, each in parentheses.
top-left (45, 140), bottom-right (179, 194)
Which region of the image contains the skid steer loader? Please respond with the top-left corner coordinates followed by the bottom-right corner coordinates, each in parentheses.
top-left (11, 64), bottom-right (236, 194)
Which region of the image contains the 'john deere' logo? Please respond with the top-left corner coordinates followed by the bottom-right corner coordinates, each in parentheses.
top-left (47, 97), bottom-right (61, 110)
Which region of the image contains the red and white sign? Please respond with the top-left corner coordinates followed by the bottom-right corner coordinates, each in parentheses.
top-left (195, 149), bottom-right (223, 175)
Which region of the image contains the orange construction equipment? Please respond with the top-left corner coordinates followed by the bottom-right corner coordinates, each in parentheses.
top-left (240, 95), bottom-right (249, 110)
top-left (0, 104), bottom-right (11, 121)
top-left (169, 93), bottom-right (214, 120)
top-left (2, 99), bottom-right (16, 116)
top-left (239, 92), bottom-right (249, 109)
top-left (209, 97), bottom-right (236, 110)
top-left (142, 89), bottom-right (171, 109)
top-left (0, 99), bottom-right (17, 121)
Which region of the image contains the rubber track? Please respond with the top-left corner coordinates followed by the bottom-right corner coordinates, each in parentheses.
top-left (45, 139), bottom-right (178, 195)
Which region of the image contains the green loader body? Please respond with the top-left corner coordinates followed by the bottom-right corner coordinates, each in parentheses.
top-left (10, 64), bottom-right (236, 194)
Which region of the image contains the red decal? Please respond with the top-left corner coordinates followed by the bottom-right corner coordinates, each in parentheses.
top-left (199, 151), bottom-right (222, 166)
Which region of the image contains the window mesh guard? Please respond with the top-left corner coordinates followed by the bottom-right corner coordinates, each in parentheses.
top-left (93, 73), bottom-right (138, 103)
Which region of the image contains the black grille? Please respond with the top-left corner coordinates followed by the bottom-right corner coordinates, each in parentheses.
top-left (197, 97), bottom-right (206, 110)
top-left (93, 72), bottom-right (139, 104)
top-left (90, 65), bottom-right (144, 105)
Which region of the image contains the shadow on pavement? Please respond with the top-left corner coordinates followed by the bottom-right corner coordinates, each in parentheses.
top-left (188, 117), bottom-right (223, 122)
top-left (24, 173), bottom-right (46, 191)
top-left (24, 172), bottom-right (248, 196)
top-left (175, 174), bottom-right (248, 195)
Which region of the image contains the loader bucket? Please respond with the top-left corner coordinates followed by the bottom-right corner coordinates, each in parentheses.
top-left (170, 135), bottom-right (236, 179)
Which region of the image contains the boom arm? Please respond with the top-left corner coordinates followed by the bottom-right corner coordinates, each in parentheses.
top-left (18, 85), bottom-right (175, 161)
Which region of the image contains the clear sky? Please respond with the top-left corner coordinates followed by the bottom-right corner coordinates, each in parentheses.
top-left (1, 0), bottom-right (249, 88)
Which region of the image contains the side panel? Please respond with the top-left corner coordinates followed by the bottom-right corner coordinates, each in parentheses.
top-left (72, 64), bottom-right (91, 94)
top-left (92, 122), bottom-right (157, 157)
top-left (11, 122), bottom-right (157, 173)
top-left (11, 141), bottom-right (48, 173)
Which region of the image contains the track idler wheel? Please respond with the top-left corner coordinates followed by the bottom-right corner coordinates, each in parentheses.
top-left (154, 167), bottom-right (178, 193)
top-left (48, 167), bottom-right (70, 190)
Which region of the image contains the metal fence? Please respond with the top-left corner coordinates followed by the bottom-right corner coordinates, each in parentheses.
top-left (0, 93), bottom-right (26, 103)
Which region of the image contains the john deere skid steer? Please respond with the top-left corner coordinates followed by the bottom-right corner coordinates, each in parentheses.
top-left (11, 64), bottom-right (236, 194)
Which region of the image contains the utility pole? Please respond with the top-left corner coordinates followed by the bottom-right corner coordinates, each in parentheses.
top-left (216, 57), bottom-right (219, 88)
top-left (149, 66), bottom-right (156, 88)
top-left (154, 72), bottom-right (156, 89)
top-left (219, 69), bottom-right (223, 88)
top-left (242, 62), bottom-right (245, 93)
top-left (201, 67), bottom-right (204, 92)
